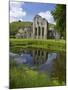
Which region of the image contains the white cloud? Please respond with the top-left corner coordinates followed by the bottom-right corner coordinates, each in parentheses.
top-left (10, 2), bottom-right (26, 22)
top-left (38, 11), bottom-right (55, 24)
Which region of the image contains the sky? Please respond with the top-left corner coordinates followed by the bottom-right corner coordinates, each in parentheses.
top-left (10, 1), bottom-right (56, 24)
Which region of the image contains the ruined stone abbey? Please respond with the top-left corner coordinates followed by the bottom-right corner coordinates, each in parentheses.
top-left (16, 15), bottom-right (60, 39)
top-left (33, 15), bottom-right (48, 39)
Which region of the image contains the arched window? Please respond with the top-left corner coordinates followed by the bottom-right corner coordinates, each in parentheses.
top-left (42, 27), bottom-right (44, 36)
top-left (35, 27), bottom-right (37, 35)
top-left (38, 26), bottom-right (40, 36)
top-left (37, 21), bottom-right (39, 25)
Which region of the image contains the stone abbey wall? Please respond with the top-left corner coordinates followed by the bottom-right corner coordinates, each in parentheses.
top-left (33, 15), bottom-right (48, 39)
top-left (16, 15), bottom-right (60, 39)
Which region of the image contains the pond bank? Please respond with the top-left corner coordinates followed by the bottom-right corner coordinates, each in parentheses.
top-left (10, 61), bottom-right (65, 89)
top-left (10, 39), bottom-right (66, 52)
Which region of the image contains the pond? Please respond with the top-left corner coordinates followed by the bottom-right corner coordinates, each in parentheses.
top-left (10, 48), bottom-right (66, 88)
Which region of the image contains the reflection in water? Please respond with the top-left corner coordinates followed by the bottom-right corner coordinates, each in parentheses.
top-left (10, 49), bottom-right (66, 84)
top-left (51, 52), bottom-right (66, 84)
top-left (10, 49), bottom-right (58, 73)
top-left (32, 50), bottom-right (48, 65)
top-left (10, 49), bottom-right (48, 66)
top-left (39, 53), bottom-right (57, 73)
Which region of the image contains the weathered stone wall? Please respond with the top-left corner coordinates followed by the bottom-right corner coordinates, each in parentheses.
top-left (16, 15), bottom-right (49, 39)
top-left (33, 15), bottom-right (48, 39)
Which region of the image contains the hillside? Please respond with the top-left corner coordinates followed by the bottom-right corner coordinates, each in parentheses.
top-left (10, 21), bottom-right (32, 38)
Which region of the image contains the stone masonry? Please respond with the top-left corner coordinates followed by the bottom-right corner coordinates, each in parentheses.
top-left (33, 15), bottom-right (48, 39)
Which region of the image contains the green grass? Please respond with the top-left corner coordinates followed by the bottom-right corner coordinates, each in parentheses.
top-left (10, 38), bottom-right (66, 52)
top-left (10, 39), bottom-right (66, 88)
top-left (10, 61), bottom-right (64, 89)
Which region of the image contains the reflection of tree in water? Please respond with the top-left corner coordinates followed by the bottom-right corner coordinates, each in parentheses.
top-left (51, 52), bottom-right (66, 84)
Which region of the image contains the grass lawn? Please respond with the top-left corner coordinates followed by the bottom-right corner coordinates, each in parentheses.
top-left (10, 38), bottom-right (66, 52)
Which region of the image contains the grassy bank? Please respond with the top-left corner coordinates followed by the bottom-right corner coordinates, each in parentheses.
top-left (10, 39), bottom-right (65, 52)
top-left (10, 61), bottom-right (64, 89)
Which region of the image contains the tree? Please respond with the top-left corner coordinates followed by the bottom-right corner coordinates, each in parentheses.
top-left (10, 21), bottom-right (32, 38)
top-left (52, 4), bottom-right (66, 39)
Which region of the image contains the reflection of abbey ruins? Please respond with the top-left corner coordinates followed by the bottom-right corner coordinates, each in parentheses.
top-left (32, 49), bottom-right (48, 65)
top-left (16, 15), bottom-right (60, 39)
top-left (22, 49), bottom-right (48, 65)
top-left (14, 49), bottom-right (57, 67)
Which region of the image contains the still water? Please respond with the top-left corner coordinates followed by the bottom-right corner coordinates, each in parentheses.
top-left (10, 48), bottom-right (66, 84)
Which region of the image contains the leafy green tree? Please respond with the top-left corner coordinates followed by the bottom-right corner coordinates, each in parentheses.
top-left (10, 21), bottom-right (32, 38)
top-left (52, 4), bottom-right (66, 39)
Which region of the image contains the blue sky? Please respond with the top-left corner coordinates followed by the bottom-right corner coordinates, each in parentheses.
top-left (10, 2), bottom-right (56, 24)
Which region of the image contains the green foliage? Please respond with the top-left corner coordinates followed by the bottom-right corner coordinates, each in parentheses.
top-left (51, 52), bottom-right (66, 84)
top-left (10, 61), bottom-right (64, 89)
top-left (48, 23), bottom-right (55, 29)
top-left (10, 21), bottom-right (32, 37)
top-left (52, 4), bottom-right (66, 39)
